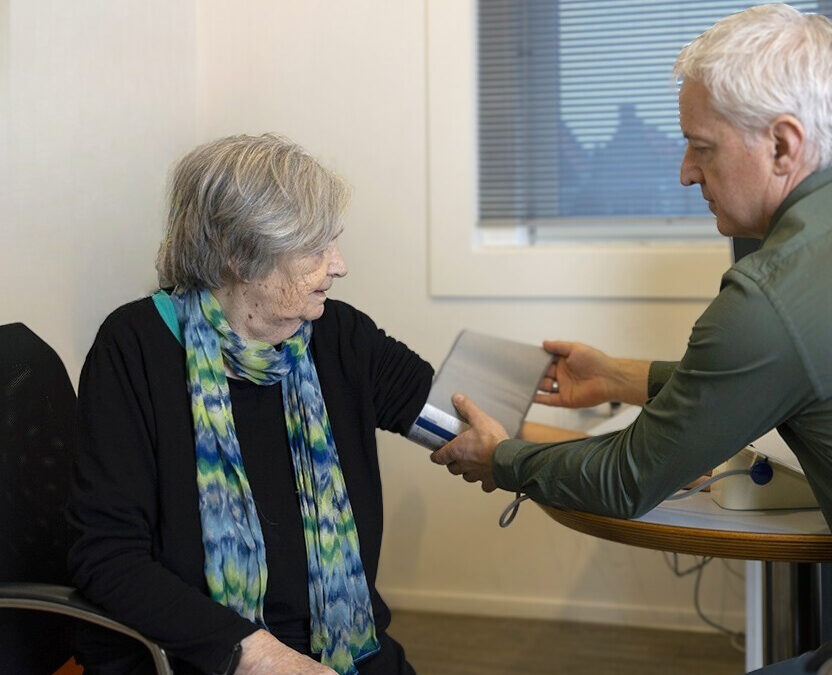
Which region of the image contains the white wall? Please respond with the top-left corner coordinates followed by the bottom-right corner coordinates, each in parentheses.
top-left (0, 0), bottom-right (197, 381)
top-left (1, 0), bottom-right (745, 635)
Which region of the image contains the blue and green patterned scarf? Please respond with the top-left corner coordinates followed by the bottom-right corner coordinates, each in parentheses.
top-left (169, 288), bottom-right (379, 674)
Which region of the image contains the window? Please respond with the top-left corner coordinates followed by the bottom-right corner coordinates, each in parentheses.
top-left (477, 0), bottom-right (832, 241)
top-left (425, 1), bottom-right (828, 298)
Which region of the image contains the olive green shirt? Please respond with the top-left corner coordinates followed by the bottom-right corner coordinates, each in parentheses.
top-left (494, 168), bottom-right (832, 527)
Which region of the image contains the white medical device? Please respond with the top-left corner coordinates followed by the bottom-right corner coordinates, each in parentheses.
top-left (710, 443), bottom-right (818, 511)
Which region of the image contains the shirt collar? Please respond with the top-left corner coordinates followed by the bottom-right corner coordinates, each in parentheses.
top-left (764, 166), bottom-right (832, 245)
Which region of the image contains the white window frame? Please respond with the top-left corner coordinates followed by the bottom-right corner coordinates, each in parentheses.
top-left (426, 0), bottom-right (731, 299)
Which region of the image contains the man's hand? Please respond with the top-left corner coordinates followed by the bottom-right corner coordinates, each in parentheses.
top-left (430, 393), bottom-right (509, 492)
top-left (535, 341), bottom-right (650, 408)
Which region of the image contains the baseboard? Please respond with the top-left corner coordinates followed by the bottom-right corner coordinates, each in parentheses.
top-left (380, 586), bottom-right (744, 634)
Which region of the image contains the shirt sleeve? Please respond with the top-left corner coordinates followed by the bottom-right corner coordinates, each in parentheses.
top-left (67, 321), bottom-right (258, 673)
top-left (492, 270), bottom-right (816, 518)
top-left (647, 361), bottom-right (678, 398)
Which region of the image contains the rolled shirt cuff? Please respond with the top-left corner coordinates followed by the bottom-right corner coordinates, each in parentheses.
top-left (493, 438), bottom-right (531, 491)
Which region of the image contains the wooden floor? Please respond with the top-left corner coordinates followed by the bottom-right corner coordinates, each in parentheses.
top-left (388, 610), bottom-right (745, 675)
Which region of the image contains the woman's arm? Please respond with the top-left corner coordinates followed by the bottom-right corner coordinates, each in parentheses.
top-left (237, 631), bottom-right (336, 675)
top-left (334, 302), bottom-right (434, 434)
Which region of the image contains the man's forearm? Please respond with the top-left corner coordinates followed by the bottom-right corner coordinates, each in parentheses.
top-left (520, 422), bottom-right (588, 443)
top-left (607, 357), bottom-right (651, 406)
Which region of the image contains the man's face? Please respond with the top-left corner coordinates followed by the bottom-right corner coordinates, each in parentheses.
top-left (678, 80), bottom-right (778, 239)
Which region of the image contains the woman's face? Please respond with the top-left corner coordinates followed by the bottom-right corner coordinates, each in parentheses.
top-left (251, 238), bottom-right (348, 326)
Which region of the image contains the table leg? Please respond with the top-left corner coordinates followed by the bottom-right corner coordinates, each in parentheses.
top-left (763, 562), bottom-right (828, 665)
top-left (821, 563), bottom-right (832, 645)
top-left (747, 561), bottom-right (764, 672)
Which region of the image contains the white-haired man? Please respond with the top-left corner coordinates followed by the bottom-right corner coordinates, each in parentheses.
top-left (432, 5), bottom-right (832, 673)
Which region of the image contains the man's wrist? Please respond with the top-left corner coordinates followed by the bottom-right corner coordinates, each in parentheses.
top-left (609, 357), bottom-right (651, 406)
top-left (492, 438), bottom-right (524, 491)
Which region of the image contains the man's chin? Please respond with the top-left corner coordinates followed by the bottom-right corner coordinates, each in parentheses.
top-left (715, 217), bottom-right (737, 238)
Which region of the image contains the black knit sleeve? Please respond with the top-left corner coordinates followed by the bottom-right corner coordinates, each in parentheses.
top-left (67, 308), bottom-right (257, 673)
top-left (325, 301), bottom-right (434, 434)
top-left (368, 327), bottom-right (434, 435)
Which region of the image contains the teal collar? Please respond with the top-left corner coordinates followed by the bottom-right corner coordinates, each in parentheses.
top-left (151, 289), bottom-right (183, 346)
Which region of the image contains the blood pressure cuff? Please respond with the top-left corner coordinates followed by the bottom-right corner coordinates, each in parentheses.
top-left (407, 330), bottom-right (553, 450)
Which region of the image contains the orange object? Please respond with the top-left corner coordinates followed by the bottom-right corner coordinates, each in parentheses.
top-left (54, 657), bottom-right (83, 675)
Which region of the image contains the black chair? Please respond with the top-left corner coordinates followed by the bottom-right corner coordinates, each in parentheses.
top-left (0, 322), bottom-right (171, 674)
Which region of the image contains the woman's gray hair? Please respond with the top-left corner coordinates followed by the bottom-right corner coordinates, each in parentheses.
top-left (674, 4), bottom-right (832, 170)
top-left (156, 133), bottom-right (350, 289)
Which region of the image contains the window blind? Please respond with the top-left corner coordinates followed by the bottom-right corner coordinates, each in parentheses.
top-left (478, 0), bottom-right (831, 227)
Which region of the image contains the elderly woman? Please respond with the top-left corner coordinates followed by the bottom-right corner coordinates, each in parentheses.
top-left (68, 134), bottom-right (433, 675)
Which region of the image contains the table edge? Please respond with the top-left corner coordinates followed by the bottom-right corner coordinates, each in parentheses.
top-left (540, 505), bottom-right (832, 562)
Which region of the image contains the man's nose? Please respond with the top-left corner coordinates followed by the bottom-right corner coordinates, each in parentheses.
top-left (680, 147), bottom-right (702, 186)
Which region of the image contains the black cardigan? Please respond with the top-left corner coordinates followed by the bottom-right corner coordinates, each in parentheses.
top-left (68, 297), bottom-right (433, 674)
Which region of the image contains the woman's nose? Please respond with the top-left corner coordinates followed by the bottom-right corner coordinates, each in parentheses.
top-left (328, 244), bottom-right (348, 278)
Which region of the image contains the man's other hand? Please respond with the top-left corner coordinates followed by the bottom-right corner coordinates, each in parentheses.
top-left (430, 393), bottom-right (509, 492)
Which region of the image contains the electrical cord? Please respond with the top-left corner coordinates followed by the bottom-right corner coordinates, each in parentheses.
top-left (694, 559), bottom-right (746, 653)
top-left (503, 500), bottom-right (747, 651)
top-left (662, 551), bottom-right (708, 577)
top-left (665, 458), bottom-right (773, 500)
top-left (665, 470), bottom-right (753, 500)
top-left (720, 558), bottom-right (744, 580)
top-left (662, 552), bottom-right (745, 653)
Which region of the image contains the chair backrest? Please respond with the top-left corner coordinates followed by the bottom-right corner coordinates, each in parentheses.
top-left (0, 322), bottom-right (77, 671)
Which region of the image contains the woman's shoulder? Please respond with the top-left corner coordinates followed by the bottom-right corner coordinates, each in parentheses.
top-left (314, 299), bottom-right (388, 355)
top-left (94, 294), bottom-right (177, 353)
top-left (315, 299), bottom-right (431, 371)
top-left (98, 294), bottom-right (155, 332)
top-left (318, 298), bottom-right (377, 331)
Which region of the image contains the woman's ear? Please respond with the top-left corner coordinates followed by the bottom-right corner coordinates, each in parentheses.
top-left (226, 258), bottom-right (249, 284)
top-left (770, 114), bottom-right (806, 176)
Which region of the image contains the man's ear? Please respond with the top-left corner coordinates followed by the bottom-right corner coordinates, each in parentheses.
top-left (770, 114), bottom-right (806, 175)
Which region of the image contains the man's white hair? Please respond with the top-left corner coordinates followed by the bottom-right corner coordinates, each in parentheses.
top-left (674, 3), bottom-right (832, 170)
